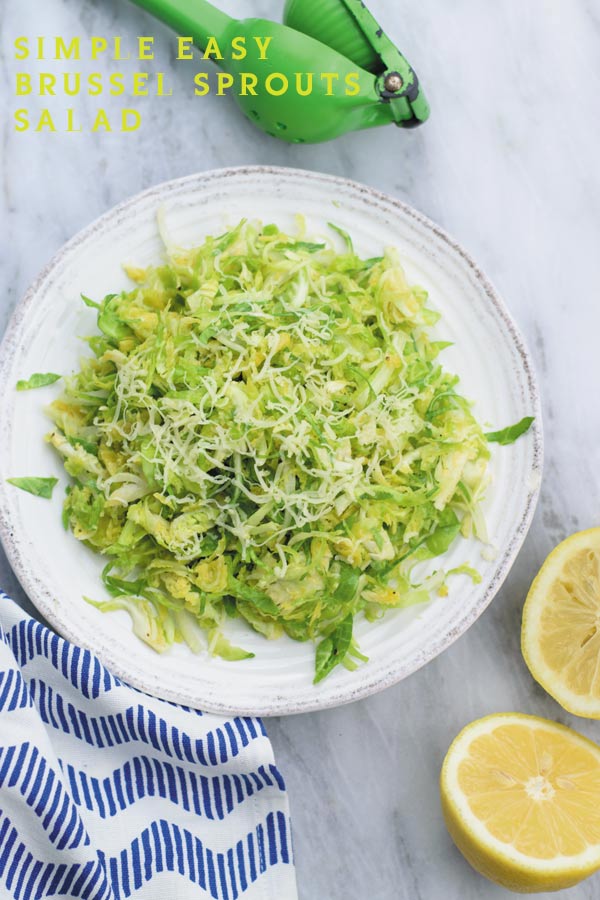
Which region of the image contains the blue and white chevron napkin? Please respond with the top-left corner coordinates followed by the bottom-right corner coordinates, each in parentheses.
top-left (0, 594), bottom-right (297, 899)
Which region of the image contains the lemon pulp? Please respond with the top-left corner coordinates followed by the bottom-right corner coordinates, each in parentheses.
top-left (441, 714), bottom-right (600, 892)
top-left (522, 528), bottom-right (600, 716)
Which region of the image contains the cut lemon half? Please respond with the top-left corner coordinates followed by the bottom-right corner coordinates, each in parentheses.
top-left (440, 713), bottom-right (600, 892)
top-left (522, 528), bottom-right (600, 717)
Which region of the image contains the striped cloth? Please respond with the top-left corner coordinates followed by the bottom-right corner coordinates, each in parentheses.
top-left (0, 594), bottom-right (297, 899)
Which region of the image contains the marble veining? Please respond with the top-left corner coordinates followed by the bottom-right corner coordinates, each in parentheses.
top-left (2, 1), bottom-right (600, 897)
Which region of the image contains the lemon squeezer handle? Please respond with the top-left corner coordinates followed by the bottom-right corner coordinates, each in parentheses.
top-left (128, 0), bottom-right (233, 53)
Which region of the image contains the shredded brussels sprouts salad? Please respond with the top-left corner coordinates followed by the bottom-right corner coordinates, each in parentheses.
top-left (13, 218), bottom-right (532, 682)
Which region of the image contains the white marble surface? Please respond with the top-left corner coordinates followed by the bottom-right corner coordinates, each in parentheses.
top-left (2, 1), bottom-right (600, 897)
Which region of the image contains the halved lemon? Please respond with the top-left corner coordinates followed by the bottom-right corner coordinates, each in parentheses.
top-left (522, 528), bottom-right (600, 717)
top-left (440, 713), bottom-right (600, 892)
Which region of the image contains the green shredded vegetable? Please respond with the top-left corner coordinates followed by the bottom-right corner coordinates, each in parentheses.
top-left (8, 476), bottom-right (58, 499)
top-left (45, 219), bottom-right (497, 680)
top-left (16, 372), bottom-right (61, 391)
top-left (485, 416), bottom-right (534, 445)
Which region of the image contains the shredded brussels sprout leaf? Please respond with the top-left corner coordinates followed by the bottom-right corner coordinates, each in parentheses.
top-left (8, 476), bottom-right (58, 499)
top-left (485, 416), bottom-right (534, 445)
top-left (45, 219), bottom-right (500, 680)
top-left (16, 372), bottom-right (61, 391)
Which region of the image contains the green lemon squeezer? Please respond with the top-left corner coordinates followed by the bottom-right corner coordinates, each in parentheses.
top-left (128, 0), bottom-right (429, 142)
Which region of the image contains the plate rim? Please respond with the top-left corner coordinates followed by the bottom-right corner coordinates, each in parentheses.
top-left (0, 165), bottom-right (544, 715)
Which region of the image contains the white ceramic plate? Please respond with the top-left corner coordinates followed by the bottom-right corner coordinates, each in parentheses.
top-left (0, 166), bottom-right (542, 716)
